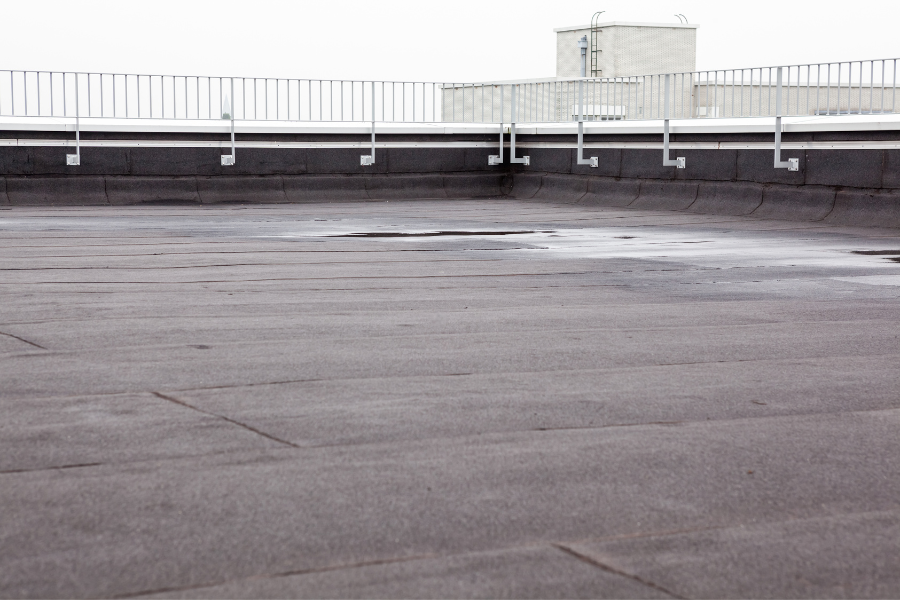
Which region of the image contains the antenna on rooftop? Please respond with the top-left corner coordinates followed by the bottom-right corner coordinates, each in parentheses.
top-left (590, 11), bottom-right (605, 77)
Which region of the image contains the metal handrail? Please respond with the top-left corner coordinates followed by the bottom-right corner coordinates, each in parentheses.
top-left (3, 58), bottom-right (897, 168)
top-left (2, 58), bottom-right (898, 125)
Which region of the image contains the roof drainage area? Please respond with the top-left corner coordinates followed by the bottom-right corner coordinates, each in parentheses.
top-left (2, 198), bottom-right (900, 598)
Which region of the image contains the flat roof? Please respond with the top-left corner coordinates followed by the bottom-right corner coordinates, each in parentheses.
top-left (554, 21), bottom-right (698, 32)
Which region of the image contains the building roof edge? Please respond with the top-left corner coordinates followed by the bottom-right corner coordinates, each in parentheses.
top-left (553, 21), bottom-right (699, 32)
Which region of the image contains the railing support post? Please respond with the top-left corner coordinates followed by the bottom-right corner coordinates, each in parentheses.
top-left (509, 85), bottom-right (530, 166)
top-left (361, 81), bottom-right (376, 166)
top-left (489, 84), bottom-right (504, 166)
top-left (221, 78), bottom-right (235, 166)
top-left (774, 67), bottom-right (799, 171)
top-left (663, 74), bottom-right (685, 168)
top-left (488, 123), bottom-right (504, 165)
top-left (576, 79), bottom-right (598, 167)
top-left (66, 74), bottom-right (80, 166)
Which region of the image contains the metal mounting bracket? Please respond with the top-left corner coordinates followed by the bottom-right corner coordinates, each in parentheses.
top-left (488, 124), bottom-right (504, 166)
top-left (509, 123), bottom-right (530, 165)
top-left (221, 79), bottom-right (236, 166)
top-left (577, 122), bottom-right (598, 168)
top-left (663, 75), bottom-right (685, 169)
top-left (361, 120), bottom-right (375, 166)
top-left (663, 119), bottom-right (685, 169)
top-left (508, 86), bottom-right (529, 166)
top-left (576, 81), bottom-right (598, 168)
top-left (774, 68), bottom-right (799, 171)
top-left (66, 76), bottom-right (80, 165)
top-left (362, 83), bottom-right (376, 166)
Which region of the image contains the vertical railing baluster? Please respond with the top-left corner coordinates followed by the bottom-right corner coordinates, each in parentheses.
top-left (870, 60), bottom-right (875, 114)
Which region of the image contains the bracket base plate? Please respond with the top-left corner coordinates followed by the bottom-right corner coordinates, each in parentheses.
top-left (488, 155), bottom-right (502, 166)
top-left (221, 155), bottom-right (235, 166)
top-left (66, 154), bottom-right (80, 166)
top-left (776, 158), bottom-right (800, 172)
top-left (360, 155), bottom-right (374, 166)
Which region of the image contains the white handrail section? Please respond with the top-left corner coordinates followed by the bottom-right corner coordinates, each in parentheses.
top-left (2, 58), bottom-right (898, 125)
top-left (3, 58), bottom-right (896, 169)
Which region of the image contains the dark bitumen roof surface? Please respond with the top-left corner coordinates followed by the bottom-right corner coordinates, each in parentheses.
top-left (1, 199), bottom-right (899, 598)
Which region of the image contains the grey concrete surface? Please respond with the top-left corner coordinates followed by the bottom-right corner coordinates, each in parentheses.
top-left (1, 200), bottom-right (900, 598)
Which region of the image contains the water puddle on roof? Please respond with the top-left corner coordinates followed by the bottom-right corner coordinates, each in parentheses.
top-left (832, 275), bottom-right (900, 286)
top-left (327, 230), bottom-right (548, 238)
top-left (269, 224), bottom-right (900, 270)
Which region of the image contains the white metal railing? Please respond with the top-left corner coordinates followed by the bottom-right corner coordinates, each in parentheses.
top-left (3, 60), bottom-right (898, 123)
top-left (2, 58), bottom-right (898, 169)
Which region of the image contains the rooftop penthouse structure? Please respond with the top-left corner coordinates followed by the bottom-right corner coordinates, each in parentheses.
top-left (555, 20), bottom-right (698, 78)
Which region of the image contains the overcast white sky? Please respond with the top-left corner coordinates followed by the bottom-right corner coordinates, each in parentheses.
top-left (2, 0), bottom-right (899, 81)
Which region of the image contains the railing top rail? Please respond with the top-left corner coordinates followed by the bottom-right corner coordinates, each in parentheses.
top-left (2, 55), bottom-right (900, 84)
top-left (0, 70), bottom-right (454, 87)
top-left (2, 56), bottom-right (898, 128)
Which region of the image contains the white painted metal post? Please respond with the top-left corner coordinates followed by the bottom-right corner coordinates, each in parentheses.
top-left (489, 85), bottom-right (505, 165)
top-left (488, 123), bottom-right (504, 166)
top-left (774, 67), bottom-right (799, 171)
top-left (663, 74), bottom-right (686, 168)
top-left (576, 35), bottom-right (598, 169)
top-left (509, 85), bottom-right (529, 165)
top-left (361, 81), bottom-right (375, 166)
top-left (66, 74), bottom-right (80, 165)
top-left (221, 78), bottom-right (236, 166)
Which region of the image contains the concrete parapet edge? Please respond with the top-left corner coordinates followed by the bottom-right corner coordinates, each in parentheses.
top-left (580, 178), bottom-right (641, 207)
top-left (197, 177), bottom-right (287, 204)
top-left (752, 185), bottom-right (837, 222)
top-left (365, 175), bottom-right (446, 200)
top-left (0, 177), bottom-right (8, 207)
top-left (532, 174), bottom-right (588, 203)
top-left (6, 176), bottom-right (109, 206)
top-left (506, 173), bottom-right (544, 199)
top-left (106, 177), bottom-right (200, 205)
top-left (632, 180), bottom-right (700, 211)
top-left (689, 181), bottom-right (764, 216)
top-left (1, 174), bottom-right (898, 228)
top-left (441, 173), bottom-right (505, 198)
top-left (824, 189), bottom-right (900, 228)
top-left (2, 151), bottom-right (899, 226)
top-left (283, 176), bottom-right (368, 202)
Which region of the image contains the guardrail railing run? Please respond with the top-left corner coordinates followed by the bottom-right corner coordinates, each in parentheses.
top-left (1, 58), bottom-right (897, 171)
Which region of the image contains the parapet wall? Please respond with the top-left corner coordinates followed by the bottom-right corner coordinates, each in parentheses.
top-left (1, 125), bottom-right (899, 228)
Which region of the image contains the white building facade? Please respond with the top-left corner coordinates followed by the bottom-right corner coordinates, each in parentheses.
top-left (555, 21), bottom-right (698, 79)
